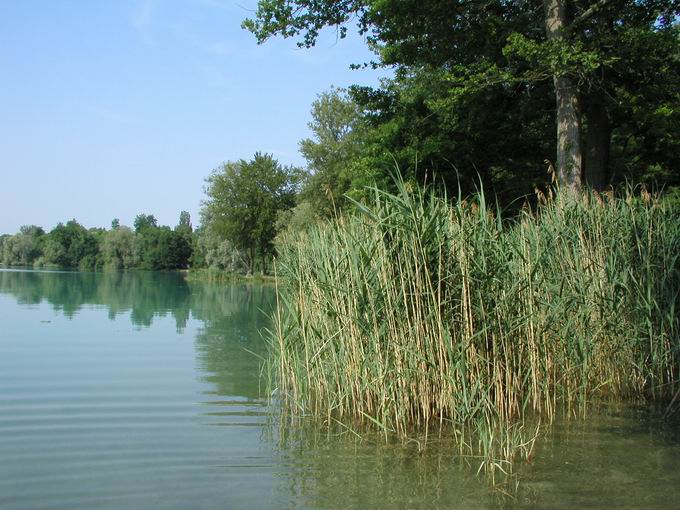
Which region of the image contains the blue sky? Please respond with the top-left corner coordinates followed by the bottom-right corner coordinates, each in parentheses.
top-left (0, 0), bottom-right (385, 234)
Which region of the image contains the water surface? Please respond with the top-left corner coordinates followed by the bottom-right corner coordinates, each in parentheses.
top-left (1, 269), bottom-right (679, 509)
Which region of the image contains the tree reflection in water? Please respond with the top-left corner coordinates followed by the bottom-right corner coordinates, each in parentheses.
top-left (0, 269), bottom-right (275, 400)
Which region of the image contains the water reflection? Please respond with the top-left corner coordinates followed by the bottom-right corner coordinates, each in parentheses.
top-left (193, 284), bottom-right (274, 400)
top-left (514, 406), bottom-right (680, 508)
top-left (271, 425), bottom-right (496, 509)
top-left (0, 268), bottom-right (275, 333)
top-left (2, 269), bottom-right (680, 509)
top-left (0, 268), bottom-right (274, 400)
top-left (0, 268), bottom-right (281, 510)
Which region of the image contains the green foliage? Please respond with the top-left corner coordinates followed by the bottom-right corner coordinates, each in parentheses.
top-left (242, 0), bottom-right (367, 48)
top-left (0, 225), bottom-right (45, 266)
top-left (176, 211), bottom-right (193, 236)
top-left (272, 179), bottom-right (680, 466)
top-left (347, 68), bottom-right (556, 201)
top-left (173, 211), bottom-right (194, 268)
top-left (101, 226), bottom-right (139, 270)
top-left (245, 0), bottom-right (680, 198)
top-left (298, 89), bottom-right (361, 217)
top-left (3, 214), bottom-right (195, 272)
top-left (201, 152), bottom-right (303, 273)
top-left (274, 200), bottom-right (319, 244)
top-left (606, 27), bottom-right (680, 186)
top-left (42, 220), bottom-right (100, 269)
top-left (192, 225), bottom-right (247, 273)
top-left (135, 225), bottom-right (192, 270)
top-left (134, 213), bottom-right (158, 233)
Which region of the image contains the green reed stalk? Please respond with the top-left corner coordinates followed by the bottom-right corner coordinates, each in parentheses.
top-left (270, 180), bottom-right (680, 468)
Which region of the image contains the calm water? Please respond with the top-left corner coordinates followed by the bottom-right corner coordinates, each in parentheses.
top-left (1, 269), bottom-right (679, 509)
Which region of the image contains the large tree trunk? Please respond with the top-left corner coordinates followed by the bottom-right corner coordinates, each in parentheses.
top-left (584, 94), bottom-right (611, 191)
top-left (545, 0), bottom-right (583, 193)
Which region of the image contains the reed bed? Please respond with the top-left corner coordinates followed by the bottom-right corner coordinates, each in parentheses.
top-left (270, 180), bottom-right (680, 467)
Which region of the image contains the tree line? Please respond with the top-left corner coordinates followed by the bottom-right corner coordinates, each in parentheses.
top-left (0, 213), bottom-right (193, 271)
top-left (4, 1), bottom-right (678, 273)
top-left (1, 153), bottom-right (304, 274)
top-left (4, 71), bottom-right (678, 274)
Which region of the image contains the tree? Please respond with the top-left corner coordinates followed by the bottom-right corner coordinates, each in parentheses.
top-left (152, 227), bottom-right (191, 270)
top-left (299, 89), bottom-right (361, 217)
top-left (3, 215), bottom-right (195, 271)
top-left (173, 211), bottom-right (194, 269)
top-left (101, 226), bottom-right (138, 270)
top-left (133, 214), bottom-right (192, 270)
top-left (134, 214), bottom-right (158, 233)
top-left (176, 211), bottom-right (193, 236)
top-left (544, 0), bottom-right (583, 192)
top-left (43, 220), bottom-right (99, 269)
top-left (244, 0), bottom-right (680, 193)
top-left (274, 200), bottom-right (318, 244)
top-left (0, 235), bottom-right (8, 261)
top-left (193, 226), bottom-right (248, 273)
top-left (202, 152), bottom-right (303, 273)
top-left (345, 68), bottom-right (557, 203)
top-left (1, 225), bottom-right (45, 266)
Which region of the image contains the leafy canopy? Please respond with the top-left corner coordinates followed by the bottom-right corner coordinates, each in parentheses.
top-left (245, 0), bottom-right (680, 197)
top-left (201, 152), bottom-right (304, 271)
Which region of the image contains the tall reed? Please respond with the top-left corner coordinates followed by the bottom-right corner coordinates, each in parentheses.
top-left (270, 180), bottom-right (680, 465)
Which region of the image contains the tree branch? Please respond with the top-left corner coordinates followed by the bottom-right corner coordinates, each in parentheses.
top-left (569, 0), bottom-right (613, 30)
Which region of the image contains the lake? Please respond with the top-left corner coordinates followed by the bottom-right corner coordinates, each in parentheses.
top-left (1, 268), bottom-right (679, 509)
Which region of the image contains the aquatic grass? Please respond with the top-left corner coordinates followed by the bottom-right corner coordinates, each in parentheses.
top-left (269, 179), bottom-right (680, 469)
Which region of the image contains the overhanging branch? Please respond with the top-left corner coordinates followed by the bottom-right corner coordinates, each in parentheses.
top-left (569, 0), bottom-right (613, 31)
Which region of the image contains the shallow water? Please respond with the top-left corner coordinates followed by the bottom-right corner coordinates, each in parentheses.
top-left (0, 268), bottom-right (678, 509)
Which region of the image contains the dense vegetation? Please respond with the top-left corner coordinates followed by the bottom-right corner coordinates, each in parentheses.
top-left (1, 154), bottom-right (302, 274)
top-left (272, 181), bottom-right (680, 466)
top-left (200, 152), bottom-right (305, 274)
top-left (245, 0), bottom-right (680, 200)
top-left (5, 2), bottom-right (678, 273)
top-left (240, 0), bottom-right (680, 468)
top-left (2, 0), bottom-right (679, 477)
top-left (0, 214), bottom-right (193, 271)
